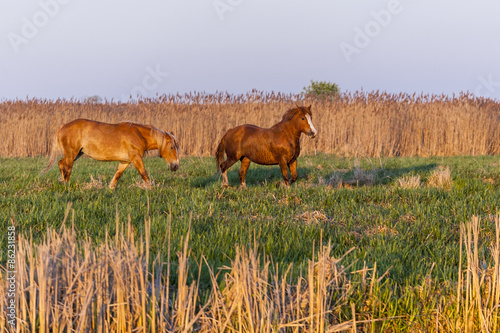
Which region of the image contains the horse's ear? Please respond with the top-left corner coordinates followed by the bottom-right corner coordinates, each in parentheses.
top-left (308, 104), bottom-right (311, 109)
top-left (295, 103), bottom-right (301, 110)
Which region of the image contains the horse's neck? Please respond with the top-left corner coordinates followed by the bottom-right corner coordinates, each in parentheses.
top-left (133, 124), bottom-right (160, 150)
top-left (275, 121), bottom-right (301, 145)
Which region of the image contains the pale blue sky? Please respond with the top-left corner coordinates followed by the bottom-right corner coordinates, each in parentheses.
top-left (1, 0), bottom-right (499, 101)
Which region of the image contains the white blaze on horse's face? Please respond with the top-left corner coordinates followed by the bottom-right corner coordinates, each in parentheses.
top-left (305, 114), bottom-right (317, 138)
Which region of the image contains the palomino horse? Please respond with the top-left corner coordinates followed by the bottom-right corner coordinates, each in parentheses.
top-left (215, 105), bottom-right (317, 188)
top-left (41, 119), bottom-right (179, 189)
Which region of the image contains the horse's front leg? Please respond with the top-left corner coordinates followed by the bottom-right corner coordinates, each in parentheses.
top-left (289, 160), bottom-right (298, 185)
top-left (277, 159), bottom-right (290, 187)
top-left (109, 162), bottom-right (130, 190)
top-left (130, 155), bottom-right (151, 189)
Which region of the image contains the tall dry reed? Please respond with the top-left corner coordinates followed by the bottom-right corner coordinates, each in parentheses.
top-left (456, 216), bottom-right (500, 333)
top-left (0, 91), bottom-right (499, 158)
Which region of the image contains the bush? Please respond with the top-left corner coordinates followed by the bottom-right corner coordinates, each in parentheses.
top-left (302, 80), bottom-right (340, 99)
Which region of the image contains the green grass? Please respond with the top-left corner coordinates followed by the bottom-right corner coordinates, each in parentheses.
top-left (1, 154), bottom-right (500, 288)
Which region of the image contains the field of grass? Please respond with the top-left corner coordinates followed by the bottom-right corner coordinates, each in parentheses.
top-left (1, 154), bottom-right (500, 331)
top-left (2, 154), bottom-right (500, 280)
top-left (2, 91), bottom-right (500, 330)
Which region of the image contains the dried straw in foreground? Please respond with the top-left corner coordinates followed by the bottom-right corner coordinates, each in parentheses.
top-left (1, 208), bottom-right (499, 332)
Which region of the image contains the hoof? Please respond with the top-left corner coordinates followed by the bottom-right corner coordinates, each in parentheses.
top-left (221, 183), bottom-right (229, 188)
top-left (239, 183), bottom-right (247, 190)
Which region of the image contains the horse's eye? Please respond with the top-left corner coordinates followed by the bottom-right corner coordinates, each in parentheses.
top-left (171, 147), bottom-right (174, 150)
top-left (301, 117), bottom-right (305, 120)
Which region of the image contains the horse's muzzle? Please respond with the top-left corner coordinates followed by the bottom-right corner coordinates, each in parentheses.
top-left (170, 162), bottom-right (180, 172)
top-left (308, 131), bottom-right (317, 139)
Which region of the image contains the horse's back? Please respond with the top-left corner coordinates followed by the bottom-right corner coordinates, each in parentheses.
top-left (225, 124), bottom-right (272, 146)
top-left (226, 124), bottom-right (269, 138)
top-left (59, 119), bottom-right (140, 138)
top-left (57, 119), bottom-right (146, 161)
top-left (58, 119), bottom-right (116, 137)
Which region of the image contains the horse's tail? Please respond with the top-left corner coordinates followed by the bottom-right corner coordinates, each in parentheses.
top-left (40, 130), bottom-right (61, 174)
top-left (215, 134), bottom-right (226, 173)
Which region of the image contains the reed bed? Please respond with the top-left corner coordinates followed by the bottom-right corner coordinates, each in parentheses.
top-left (0, 91), bottom-right (499, 158)
top-left (1, 209), bottom-right (499, 332)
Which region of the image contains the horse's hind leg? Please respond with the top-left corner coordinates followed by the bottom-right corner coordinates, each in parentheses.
top-left (130, 155), bottom-right (151, 189)
top-left (58, 158), bottom-right (73, 183)
top-left (239, 157), bottom-right (250, 189)
top-left (74, 149), bottom-right (84, 162)
top-left (109, 162), bottom-right (130, 190)
top-left (220, 158), bottom-right (237, 188)
top-left (58, 149), bottom-right (83, 183)
top-left (58, 155), bottom-right (78, 183)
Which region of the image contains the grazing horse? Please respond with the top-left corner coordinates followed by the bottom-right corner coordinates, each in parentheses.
top-left (215, 105), bottom-right (317, 188)
top-left (41, 119), bottom-right (179, 189)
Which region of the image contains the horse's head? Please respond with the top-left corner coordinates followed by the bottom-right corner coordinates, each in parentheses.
top-left (159, 132), bottom-right (180, 171)
top-left (294, 104), bottom-right (317, 138)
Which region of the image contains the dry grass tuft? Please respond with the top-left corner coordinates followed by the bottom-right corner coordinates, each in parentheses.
top-left (80, 174), bottom-right (105, 189)
top-left (366, 225), bottom-right (399, 237)
top-left (427, 166), bottom-right (453, 189)
top-left (397, 174), bottom-right (421, 189)
top-left (483, 178), bottom-right (495, 185)
top-left (277, 194), bottom-right (301, 205)
top-left (297, 210), bottom-right (329, 225)
top-left (320, 172), bottom-right (344, 188)
top-left (351, 165), bottom-right (376, 186)
top-left (321, 164), bottom-right (377, 189)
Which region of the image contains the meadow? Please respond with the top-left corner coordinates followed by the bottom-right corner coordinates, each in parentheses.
top-left (1, 154), bottom-right (500, 331)
top-left (1, 92), bottom-right (500, 331)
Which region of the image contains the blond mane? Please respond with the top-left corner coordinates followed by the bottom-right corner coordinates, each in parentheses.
top-left (150, 126), bottom-right (167, 150)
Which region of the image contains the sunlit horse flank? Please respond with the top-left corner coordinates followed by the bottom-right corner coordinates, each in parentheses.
top-left (41, 119), bottom-right (179, 189)
top-left (215, 105), bottom-right (317, 188)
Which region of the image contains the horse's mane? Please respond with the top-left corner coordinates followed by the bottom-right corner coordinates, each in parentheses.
top-left (122, 120), bottom-right (144, 127)
top-left (150, 125), bottom-right (179, 150)
top-left (120, 121), bottom-right (167, 149)
top-left (150, 126), bottom-right (167, 149)
top-left (281, 106), bottom-right (312, 122)
top-left (167, 132), bottom-right (179, 149)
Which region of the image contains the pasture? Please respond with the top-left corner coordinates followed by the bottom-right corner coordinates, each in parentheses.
top-left (1, 92), bottom-right (500, 331)
top-left (1, 153), bottom-right (500, 331)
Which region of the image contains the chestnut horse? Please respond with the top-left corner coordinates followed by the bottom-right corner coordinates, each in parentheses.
top-left (215, 105), bottom-right (317, 188)
top-left (41, 119), bottom-right (179, 189)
